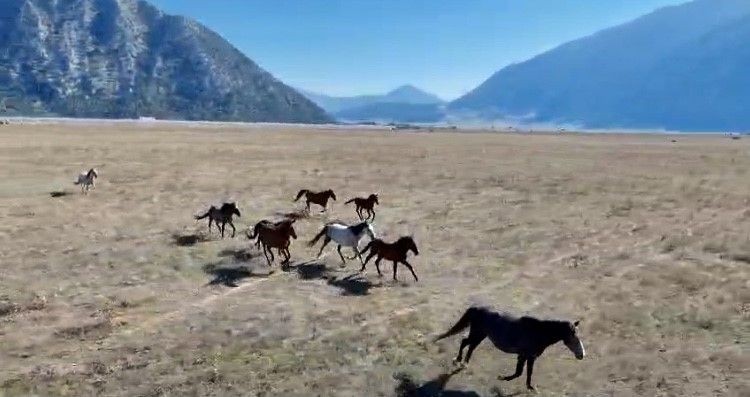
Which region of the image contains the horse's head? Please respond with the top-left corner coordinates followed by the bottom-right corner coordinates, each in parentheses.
top-left (290, 225), bottom-right (298, 239)
top-left (405, 236), bottom-right (419, 256)
top-left (88, 168), bottom-right (98, 179)
top-left (562, 320), bottom-right (586, 360)
top-left (370, 193), bottom-right (379, 205)
top-left (328, 190), bottom-right (337, 200)
top-left (224, 202), bottom-right (241, 217)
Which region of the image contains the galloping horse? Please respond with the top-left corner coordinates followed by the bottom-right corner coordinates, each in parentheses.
top-left (74, 168), bottom-right (98, 194)
top-left (195, 202), bottom-right (241, 238)
top-left (360, 236), bottom-right (419, 281)
top-left (250, 219), bottom-right (296, 250)
top-left (308, 221), bottom-right (375, 264)
top-left (345, 194), bottom-right (379, 220)
top-left (294, 189), bottom-right (336, 212)
top-left (434, 306), bottom-right (586, 391)
top-left (247, 220), bottom-right (297, 266)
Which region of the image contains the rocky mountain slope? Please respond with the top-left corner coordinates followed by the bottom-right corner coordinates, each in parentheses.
top-left (0, 0), bottom-right (331, 123)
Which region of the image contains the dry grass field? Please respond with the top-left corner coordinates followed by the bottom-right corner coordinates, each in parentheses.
top-left (0, 122), bottom-right (747, 397)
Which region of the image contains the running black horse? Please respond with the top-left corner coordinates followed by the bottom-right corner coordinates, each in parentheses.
top-left (195, 202), bottom-right (241, 238)
top-left (434, 306), bottom-right (585, 391)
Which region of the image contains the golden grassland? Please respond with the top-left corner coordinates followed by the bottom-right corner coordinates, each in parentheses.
top-left (0, 122), bottom-right (747, 396)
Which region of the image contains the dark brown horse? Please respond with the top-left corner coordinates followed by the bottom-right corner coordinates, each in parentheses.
top-left (195, 202), bottom-right (241, 238)
top-left (345, 193), bottom-right (379, 220)
top-left (294, 189), bottom-right (336, 212)
top-left (250, 219), bottom-right (296, 249)
top-left (360, 236), bottom-right (419, 281)
top-left (246, 220), bottom-right (297, 265)
top-left (434, 306), bottom-right (586, 391)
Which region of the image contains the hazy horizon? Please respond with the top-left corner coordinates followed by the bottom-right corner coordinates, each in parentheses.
top-left (149, 0), bottom-right (687, 100)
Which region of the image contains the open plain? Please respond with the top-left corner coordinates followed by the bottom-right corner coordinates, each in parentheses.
top-left (0, 122), bottom-right (747, 396)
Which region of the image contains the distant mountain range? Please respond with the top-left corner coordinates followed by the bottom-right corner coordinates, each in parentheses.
top-left (300, 85), bottom-right (444, 122)
top-left (450, 0), bottom-right (750, 131)
top-left (0, 0), bottom-right (331, 123)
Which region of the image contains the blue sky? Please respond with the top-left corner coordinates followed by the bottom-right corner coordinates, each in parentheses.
top-left (149, 0), bottom-right (687, 100)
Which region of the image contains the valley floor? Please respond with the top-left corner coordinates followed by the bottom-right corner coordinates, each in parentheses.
top-left (0, 123), bottom-right (747, 396)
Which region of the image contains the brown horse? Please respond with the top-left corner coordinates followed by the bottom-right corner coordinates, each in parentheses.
top-left (195, 202), bottom-right (241, 238)
top-left (250, 218), bottom-right (296, 250)
top-left (246, 219), bottom-right (297, 266)
top-left (294, 189), bottom-right (336, 212)
top-left (345, 194), bottom-right (379, 220)
top-left (360, 236), bottom-right (419, 281)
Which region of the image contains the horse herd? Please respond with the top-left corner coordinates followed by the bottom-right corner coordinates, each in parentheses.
top-left (71, 168), bottom-right (585, 391)
top-left (193, 189), bottom-right (421, 282)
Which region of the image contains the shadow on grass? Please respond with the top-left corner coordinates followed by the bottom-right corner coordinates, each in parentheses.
top-left (172, 232), bottom-right (211, 247)
top-left (394, 368), bottom-right (480, 397)
top-left (394, 368), bottom-right (518, 397)
top-left (218, 248), bottom-right (257, 262)
top-left (286, 260), bottom-right (378, 296)
top-left (202, 263), bottom-right (269, 287)
top-left (50, 190), bottom-right (70, 198)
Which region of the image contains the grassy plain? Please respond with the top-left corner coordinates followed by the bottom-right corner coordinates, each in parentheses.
top-left (0, 122), bottom-right (747, 396)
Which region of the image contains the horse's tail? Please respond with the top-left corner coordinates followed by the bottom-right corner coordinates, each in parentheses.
top-left (433, 307), bottom-right (479, 342)
top-left (194, 210), bottom-right (211, 220)
top-left (308, 225), bottom-right (328, 247)
top-left (344, 198), bottom-right (356, 205)
top-left (294, 189), bottom-right (308, 202)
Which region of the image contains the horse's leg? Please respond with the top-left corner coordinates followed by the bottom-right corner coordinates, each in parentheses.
top-left (337, 245), bottom-right (346, 265)
top-left (316, 236), bottom-right (331, 258)
top-left (501, 355), bottom-right (526, 381)
top-left (369, 208), bottom-right (375, 221)
top-left (306, 200), bottom-right (311, 212)
top-left (525, 357), bottom-right (537, 391)
top-left (392, 261), bottom-right (399, 281)
top-left (262, 244), bottom-right (272, 266)
top-left (229, 221), bottom-right (236, 238)
top-left (355, 248), bottom-right (364, 265)
top-left (374, 257), bottom-right (383, 277)
top-left (462, 327), bottom-right (486, 364)
top-left (401, 260), bottom-right (419, 282)
top-left (356, 207), bottom-right (364, 220)
top-left (220, 222), bottom-right (225, 238)
top-left (208, 218), bottom-right (213, 233)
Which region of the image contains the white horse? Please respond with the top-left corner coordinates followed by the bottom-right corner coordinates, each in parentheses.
top-left (74, 168), bottom-right (98, 194)
top-left (308, 221), bottom-right (376, 264)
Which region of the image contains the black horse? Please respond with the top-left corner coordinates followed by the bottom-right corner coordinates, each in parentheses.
top-left (434, 306), bottom-right (585, 391)
top-left (195, 202), bottom-right (241, 238)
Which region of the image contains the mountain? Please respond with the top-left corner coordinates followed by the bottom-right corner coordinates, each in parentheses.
top-left (450, 0), bottom-right (750, 131)
top-left (335, 103), bottom-right (444, 123)
top-left (301, 85), bottom-right (444, 115)
top-left (0, 0), bottom-right (331, 123)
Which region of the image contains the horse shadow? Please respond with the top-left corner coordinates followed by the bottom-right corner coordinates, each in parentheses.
top-left (274, 209), bottom-right (309, 221)
top-left (50, 191), bottom-right (70, 198)
top-left (285, 261), bottom-right (379, 296)
top-left (171, 232), bottom-right (211, 247)
top-left (202, 262), bottom-right (269, 287)
top-left (394, 368), bottom-right (486, 397)
top-left (218, 248), bottom-right (257, 262)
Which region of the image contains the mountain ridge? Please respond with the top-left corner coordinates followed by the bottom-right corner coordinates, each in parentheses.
top-left (0, 0), bottom-right (331, 123)
top-left (450, 0), bottom-right (750, 131)
top-left (300, 84), bottom-right (444, 115)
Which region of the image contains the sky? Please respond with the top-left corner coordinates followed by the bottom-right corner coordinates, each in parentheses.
top-left (149, 0), bottom-right (687, 100)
